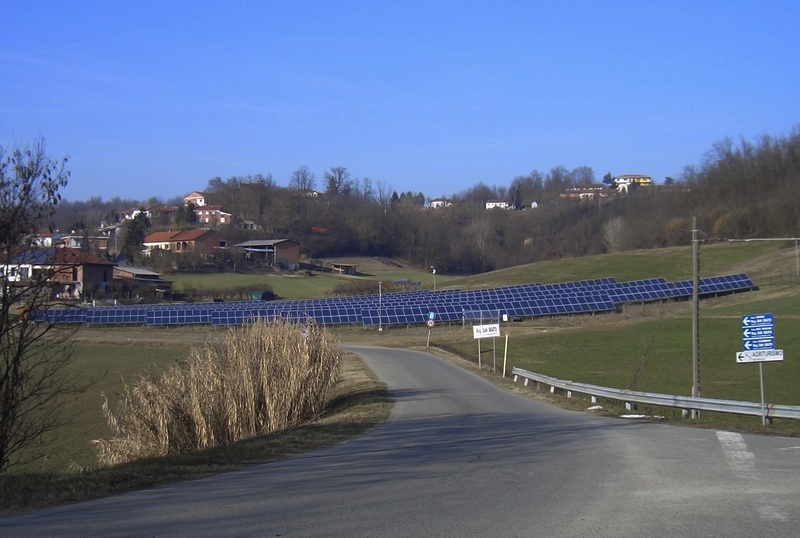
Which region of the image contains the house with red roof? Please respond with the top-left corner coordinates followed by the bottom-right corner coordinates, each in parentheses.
top-left (2, 247), bottom-right (116, 300)
top-left (143, 229), bottom-right (228, 257)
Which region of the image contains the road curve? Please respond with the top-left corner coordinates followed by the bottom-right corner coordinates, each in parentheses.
top-left (1, 346), bottom-right (798, 536)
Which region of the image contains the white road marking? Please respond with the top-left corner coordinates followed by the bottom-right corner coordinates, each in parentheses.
top-left (716, 431), bottom-right (788, 522)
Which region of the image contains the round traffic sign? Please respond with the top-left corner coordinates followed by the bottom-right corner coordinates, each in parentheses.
top-left (426, 319), bottom-right (435, 328)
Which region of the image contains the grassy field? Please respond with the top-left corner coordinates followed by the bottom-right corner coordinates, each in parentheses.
top-left (37, 344), bottom-right (192, 473)
top-left (3, 240), bottom-right (799, 512)
top-left (169, 240), bottom-right (798, 298)
top-left (169, 257), bottom-right (441, 299)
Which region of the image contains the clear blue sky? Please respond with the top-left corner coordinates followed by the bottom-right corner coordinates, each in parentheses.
top-left (3, 1), bottom-right (799, 202)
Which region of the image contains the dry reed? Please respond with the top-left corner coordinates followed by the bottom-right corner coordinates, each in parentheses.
top-left (94, 319), bottom-right (341, 466)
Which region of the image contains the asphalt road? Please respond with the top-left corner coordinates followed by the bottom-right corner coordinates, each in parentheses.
top-left (2, 346), bottom-right (798, 536)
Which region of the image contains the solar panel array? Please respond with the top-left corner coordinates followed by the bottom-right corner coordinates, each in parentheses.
top-left (34, 273), bottom-right (756, 328)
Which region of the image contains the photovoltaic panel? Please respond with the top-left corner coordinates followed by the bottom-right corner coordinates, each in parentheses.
top-left (85, 306), bottom-right (148, 325)
top-left (147, 308), bottom-right (211, 325)
top-left (44, 272), bottom-right (755, 328)
top-left (33, 307), bottom-right (87, 323)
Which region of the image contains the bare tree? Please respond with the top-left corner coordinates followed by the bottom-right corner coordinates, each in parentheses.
top-left (602, 216), bottom-right (626, 253)
top-left (569, 165), bottom-right (595, 186)
top-left (375, 180), bottom-right (394, 210)
top-left (0, 140), bottom-right (85, 473)
top-left (288, 166), bottom-right (316, 192)
top-left (324, 166), bottom-right (353, 196)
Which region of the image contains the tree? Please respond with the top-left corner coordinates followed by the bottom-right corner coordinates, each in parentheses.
top-left (569, 166), bottom-right (595, 186)
top-left (0, 140), bottom-right (85, 473)
top-left (288, 166), bottom-right (316, 192)
top-left (511, 184), bottom-right (523, 210)
top-left (543, 166), bottom-right (571, 200)
top-left (324, 166), bottom-right (353, 196)
top-left (121, 212), bottom-right (150, 263)
top-left (602, 216), bottom-right (626, 253)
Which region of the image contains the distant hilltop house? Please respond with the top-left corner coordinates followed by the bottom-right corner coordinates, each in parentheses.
top-left (183, 191), bottom-right (233, 225)
top-left (143, 229), bottom-right (228, 257)
top-left (31, 228), bottom-right (62, 247)
top-left (428, 198), bottom-right (452, 209)
top-left (194, 205), bottom-right (232, 226)
top-left (184, 191), bottom-right (208, 207)
top-left (613, 174), bottom-right (652, 193)
top-left (1, 247), bottom-right (116, 300)
top-left (232, 239), bottom-right (300, 270)
top-left (32, 228), bottom-right (118, 255)
top-left (560, 184), bottom-right (613, 200)
top-left (116, 204), bottom-right (178, 223)
top-left (485, 199), bottom-right (510, 210)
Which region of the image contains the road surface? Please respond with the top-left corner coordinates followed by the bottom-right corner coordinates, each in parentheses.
top-left (2, 346), bottom-right (798, 536)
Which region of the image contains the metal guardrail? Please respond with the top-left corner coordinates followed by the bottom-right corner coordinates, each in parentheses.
top-left (511, 367), bottom-right (800, 421)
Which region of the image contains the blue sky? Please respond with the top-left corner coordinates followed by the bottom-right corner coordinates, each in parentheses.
top-left (3, 1), bottom-right (799, 202)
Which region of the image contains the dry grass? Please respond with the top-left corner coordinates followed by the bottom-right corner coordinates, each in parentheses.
top-left (94, 319), bottom-right (341, 466)
top-left (0, 351), bottom-right (390, 515)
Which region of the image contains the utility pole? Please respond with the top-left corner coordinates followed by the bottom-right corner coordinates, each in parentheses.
top-left (692, 217), bottom-right (700, 419)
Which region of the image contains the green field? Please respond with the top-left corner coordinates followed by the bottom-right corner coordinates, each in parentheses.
top-left (35, 344), bottom-right (191, 473)
top-left (169, 267), bottom-right (442, 299)
top-left (169, 240), bottom-right (798, 298)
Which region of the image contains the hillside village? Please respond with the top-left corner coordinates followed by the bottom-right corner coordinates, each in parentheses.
top-left (5, 174), bottom-right (660, 302)
top-left (43, 173), bottom-right (656, 260)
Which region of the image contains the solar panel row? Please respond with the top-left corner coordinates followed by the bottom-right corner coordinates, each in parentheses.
top-left (34, 273), bottom-right (755, 328)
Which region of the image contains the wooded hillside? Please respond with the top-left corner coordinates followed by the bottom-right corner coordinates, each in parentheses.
top-left (55, 128), bottom-right (800, 275)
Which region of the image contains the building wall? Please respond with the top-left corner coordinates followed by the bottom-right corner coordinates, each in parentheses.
top-left (276, 242), bottom-right (300, 270)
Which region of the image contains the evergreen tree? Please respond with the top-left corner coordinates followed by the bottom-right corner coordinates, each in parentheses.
top-left (122, 212), bottom-right (150, 263)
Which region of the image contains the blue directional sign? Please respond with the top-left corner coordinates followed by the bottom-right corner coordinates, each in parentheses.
top-left (742, 326), bottom-right (774, 339)
top-left (428, 311), bottom-right (436, 320)
top-left (742, 313), bottom-right (773, 327)
top-left (744, 338), bottom-right (775, 350)
top-left (742, 313), bottom-right (775, 351)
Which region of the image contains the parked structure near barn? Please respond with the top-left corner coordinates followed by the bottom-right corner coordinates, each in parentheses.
top-left (232, 239), bottom-right (300, 270)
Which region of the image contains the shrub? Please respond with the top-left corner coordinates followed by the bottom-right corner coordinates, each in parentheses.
top-left (93, 319), bottom-right (341, 466)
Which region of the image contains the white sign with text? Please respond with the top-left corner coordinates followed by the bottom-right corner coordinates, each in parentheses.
top-left (473, 323), bottom-right (500, 339)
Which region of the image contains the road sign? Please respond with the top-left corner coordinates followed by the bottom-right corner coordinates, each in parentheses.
top-left (742, 326), bottom-right (774, 339)
top-left (742, 313), bottom-right (773, 327)
top-left (736, 349), bottom-right (784, 363)
top-left (742, 312), bottom-right (775, 351)
top-left (426, 319), bottom-right (435, 328)
top-left (743, 338), bottom-right (776, 350)
top-left (473, 323), bottom-right (500, 339)
top-left (428, 311), bottom-right (436, 320)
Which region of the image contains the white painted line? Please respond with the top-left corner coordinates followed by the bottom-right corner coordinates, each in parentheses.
top-left (716, 431), bottom-right (788, 522)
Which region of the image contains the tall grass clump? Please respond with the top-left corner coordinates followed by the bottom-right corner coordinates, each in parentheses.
top-left (93, 319), bottom-right (341, 466)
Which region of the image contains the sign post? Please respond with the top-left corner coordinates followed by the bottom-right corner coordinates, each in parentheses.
top-left (426, 312), bottom-right (436, 347)
top-left (502, 333), bottom-right (509, 378)
top-left (473, 323), bottom-right (500, 370)
top-left (738, 313), bottom-right (783, 425)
